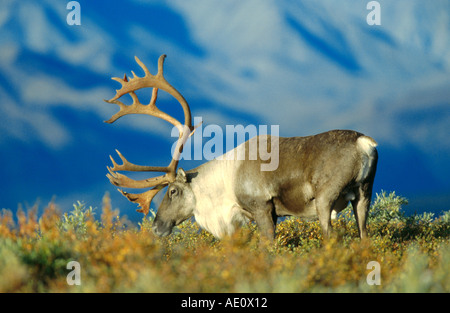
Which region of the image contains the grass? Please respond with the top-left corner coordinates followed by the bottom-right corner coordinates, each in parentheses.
top-left (0, 191), bottom-right (449, 292)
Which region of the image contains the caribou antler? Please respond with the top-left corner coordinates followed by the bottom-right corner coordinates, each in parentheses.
top-left (104, 55), bottom-right (195, 215)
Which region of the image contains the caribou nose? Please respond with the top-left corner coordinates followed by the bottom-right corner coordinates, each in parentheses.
top-left (152, 221), bottom-right (172, 237)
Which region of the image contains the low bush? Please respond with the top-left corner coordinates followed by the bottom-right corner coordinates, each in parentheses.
top-left (0, 191), bottom-right (448, 292)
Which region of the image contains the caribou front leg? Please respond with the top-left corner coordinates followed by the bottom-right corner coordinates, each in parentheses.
top-left (252, 201), bottom-right (277, 242)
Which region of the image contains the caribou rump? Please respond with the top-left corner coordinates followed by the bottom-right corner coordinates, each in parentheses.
top-left (105, 55), bottom-right (378, 240)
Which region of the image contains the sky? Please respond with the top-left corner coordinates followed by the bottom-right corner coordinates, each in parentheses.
top-left (0, 0), bottom-right (449, 221)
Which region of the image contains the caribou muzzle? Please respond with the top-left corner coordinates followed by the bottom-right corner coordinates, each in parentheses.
top-left (152, 217), bottom-right (174, 237)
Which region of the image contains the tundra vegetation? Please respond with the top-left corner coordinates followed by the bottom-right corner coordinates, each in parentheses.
top-left (0, 191), bottom-right (448, 292)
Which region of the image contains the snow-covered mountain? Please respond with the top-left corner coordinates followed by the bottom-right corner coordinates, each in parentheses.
top-left (1, 0), bottom-right (449, 219)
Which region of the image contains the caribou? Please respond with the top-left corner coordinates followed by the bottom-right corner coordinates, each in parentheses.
top-left (105, 55), bottom-right (378, 240)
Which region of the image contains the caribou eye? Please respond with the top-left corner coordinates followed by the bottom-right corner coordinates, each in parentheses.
top-left (169, 188), bottom-right (178, 198)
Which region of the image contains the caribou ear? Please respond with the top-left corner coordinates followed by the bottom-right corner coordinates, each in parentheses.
top-left (176, 168), bottom-right (187, 183)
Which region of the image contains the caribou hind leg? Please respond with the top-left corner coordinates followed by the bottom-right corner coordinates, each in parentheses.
top-left (351, 184), bottom-right (372, 239)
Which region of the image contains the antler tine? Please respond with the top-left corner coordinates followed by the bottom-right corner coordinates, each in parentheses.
top-left (109, 149), bottom-right (170, 173)
top-left (119, 187), bottom-right (164, 215)
top-left (104, 86), bottom-right (181, 128)
top-left (107, 166), bottom-right (172, 189)
top-left (106, 149), bottom-right (173, 189)
top-left (105, 54), bottom-right (192, 128)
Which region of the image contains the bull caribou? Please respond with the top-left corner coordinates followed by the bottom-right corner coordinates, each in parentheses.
top-left (105, 55), bottom-right (378, 240)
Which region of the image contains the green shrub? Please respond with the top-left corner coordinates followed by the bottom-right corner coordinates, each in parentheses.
top-left (58, 201), bottom-right (98, 239)
top-left (369, 190), bottom-right (409, 223)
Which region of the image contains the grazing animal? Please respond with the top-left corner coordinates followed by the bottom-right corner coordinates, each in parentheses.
top-left (105, 55), bottom-right (378, 240)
